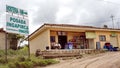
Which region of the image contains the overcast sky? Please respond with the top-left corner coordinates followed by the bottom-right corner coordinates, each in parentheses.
top-left (0, 0), bottom-right (120, 34)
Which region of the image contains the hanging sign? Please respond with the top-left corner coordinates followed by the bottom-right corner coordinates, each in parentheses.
top-left (6, 5), bottom-right (28, 16)
top-left (6, 14), bottom-right (29, 35)
top-left (86, 32), bottom-right (96, 39)
top-left (6, 5), bottom-right (29, 35)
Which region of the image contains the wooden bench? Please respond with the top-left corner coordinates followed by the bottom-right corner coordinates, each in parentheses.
top-left (42, 52), bottom-right (81, 58)
top-left (36, 49), bottom-right (104, 58)
top-left (41, 50), bottom-right (81, 58)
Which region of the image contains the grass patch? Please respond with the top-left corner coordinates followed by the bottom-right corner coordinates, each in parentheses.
top-left (0, 47), bottom-right (59, 68)
top-left (0, 64), bottom-right (8, 68)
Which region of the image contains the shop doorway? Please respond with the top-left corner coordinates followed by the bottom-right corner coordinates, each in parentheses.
top-left (58, 36), bottom-right (67, 49)
top-left (88, 39), bottom-right (94, 49)
top-left (110, 36), bottom-right (118, 47)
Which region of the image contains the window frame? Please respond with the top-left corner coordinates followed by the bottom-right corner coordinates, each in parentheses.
top-left (99, 35), bottom-right (106, 41)
top-left (50, 36), bottom-right (55, 42)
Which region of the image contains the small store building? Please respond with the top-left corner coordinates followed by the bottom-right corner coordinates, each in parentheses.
top-left (0, 28), bottom-right (11, 50)
top-left (29, 23), bottom-right (120, 53)
top-left (0, 28), bottom-right (19, 50)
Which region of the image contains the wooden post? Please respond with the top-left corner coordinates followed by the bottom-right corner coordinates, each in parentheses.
top-left (28, 36), bottom-right (30, 59)
top-left (5, 32), bottom-right (7, 62)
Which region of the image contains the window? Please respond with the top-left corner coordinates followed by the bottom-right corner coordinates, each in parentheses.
top-left (99, 35), bottom-right (106, 41)
top-left (50, 36), bottom-right (55, 42)
top-left (57, 31), bottom-right (66, 36)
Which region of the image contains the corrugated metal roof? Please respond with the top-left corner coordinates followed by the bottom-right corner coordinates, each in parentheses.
top-left (44, 23), bottom-right (120, 30)
top-left (29, 23), bottom-right (120, 40)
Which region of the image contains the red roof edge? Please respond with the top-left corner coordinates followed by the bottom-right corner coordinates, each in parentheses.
top-left (0, 28), bottom-right (6, 33)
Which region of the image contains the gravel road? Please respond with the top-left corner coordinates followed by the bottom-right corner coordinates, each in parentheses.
top-left (41, 52), bottom-right (120, 68)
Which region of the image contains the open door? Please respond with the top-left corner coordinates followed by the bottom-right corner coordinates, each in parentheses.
top-left (110, 36), bottom-right (118, 47)
top-left (88, 39), bottom-right (94, 49)
top-left (58, 36), bottom-right (67, 49)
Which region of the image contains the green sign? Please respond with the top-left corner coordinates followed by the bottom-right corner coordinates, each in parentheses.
top-left (6, 14), bottom-right (29, 35)
top-left (6, 5), bottom-right (28, 16)
top-left (86, 32), bottom-right (96, 39)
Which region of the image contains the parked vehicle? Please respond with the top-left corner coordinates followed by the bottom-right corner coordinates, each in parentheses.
top-left (103, 42), bottom-right (118, 51)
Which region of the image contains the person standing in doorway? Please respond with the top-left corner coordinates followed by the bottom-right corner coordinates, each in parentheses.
top-left (68, 40), bottom-right (73, 50)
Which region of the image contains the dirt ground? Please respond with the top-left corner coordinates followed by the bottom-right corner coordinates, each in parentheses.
top-left (41, 52), bottom-right (120, 68)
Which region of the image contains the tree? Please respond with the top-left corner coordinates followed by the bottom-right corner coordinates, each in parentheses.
top-left (8, 33), bottom-right (25, 50)
top-left (16, 34), bottom-right (25, 49)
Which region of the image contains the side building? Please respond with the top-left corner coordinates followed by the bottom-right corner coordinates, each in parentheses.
top-left (0, 28), bottom-right (10, 50)
top-left (29, 23), bottom-right (120, 53)
top-left (0, 28), bottom-right (18, 50)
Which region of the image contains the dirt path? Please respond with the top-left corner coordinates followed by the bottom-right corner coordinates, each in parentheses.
top-left (41, 52), bottom-right (120, 68)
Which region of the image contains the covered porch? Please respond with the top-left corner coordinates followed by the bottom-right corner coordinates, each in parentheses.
top-left (50, 31), bottom-right (95, 49)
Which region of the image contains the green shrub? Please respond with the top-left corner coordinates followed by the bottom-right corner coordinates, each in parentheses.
top-left (14, 61), bottom-right (20, 67)
top-left (37, 60), bottom-right (48, 66)
top-left (18, 61), bottom-right (33, 68)
top-left (18, 46), bottom-right (28, 56)
top-left (8, 61), bottom-right (33, 68)
top-left (7, 56), bottom-right (59, 68)
top-left (45, 59), bottom-right (59, 65)
top-left (31, 57), bottom-right (59, 66)
top-left (0, 48), bottom-right (28, 57)
top-left (0, 50), bottom-right (5, 57)
top-left (0, 48), bottom-right (59, 68)
top-left (17, 56), bottom-right (26, 62)
top-left (7, 57), bottom-right (17, 63)
top-left (0, 58), bottom-right (6, 64)
top-left (7, 49), bottom-right (17, 56)
top-left (0, 64), bottom-right (8, 68)
top-left (8, 62), bottom-right (17, 68)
